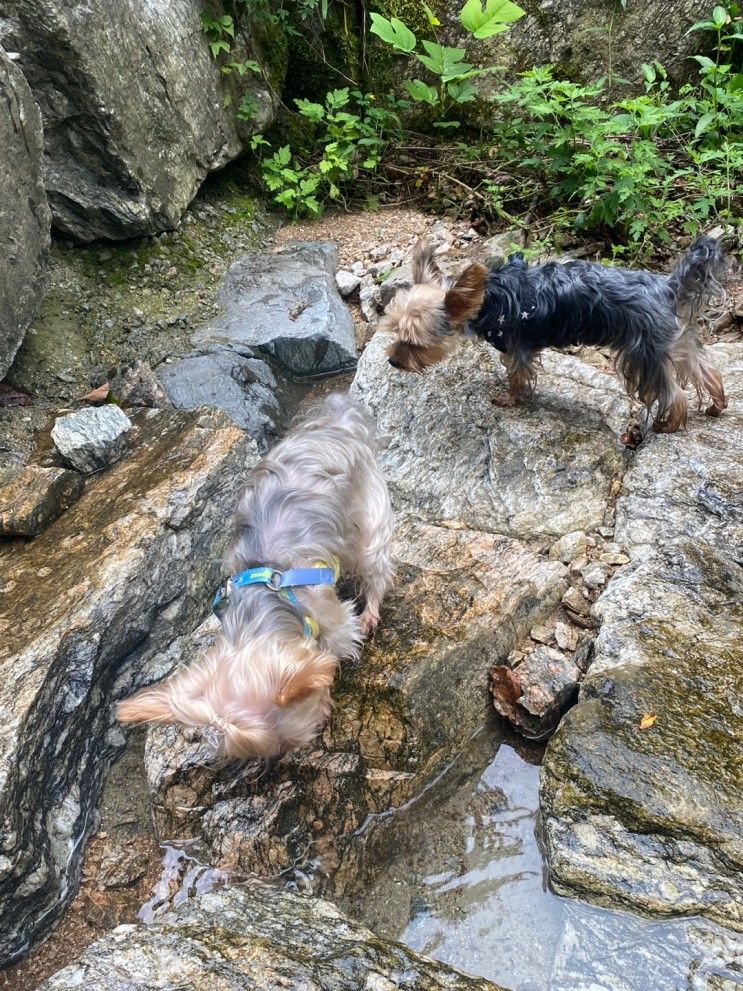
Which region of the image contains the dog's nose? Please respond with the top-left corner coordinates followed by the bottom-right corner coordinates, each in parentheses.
top-left (389, 357), bottom-right (402, 369)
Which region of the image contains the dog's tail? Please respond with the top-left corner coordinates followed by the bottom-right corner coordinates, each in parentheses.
top-left (667, 236), bottom-right (727, 319)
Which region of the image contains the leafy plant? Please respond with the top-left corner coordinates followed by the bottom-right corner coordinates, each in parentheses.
top-left (200, 11), bottom-right (234, 58)
top-left (258, 88), bottom-right (403, 217)
top-left (369, 1), bottom-right (525, 122)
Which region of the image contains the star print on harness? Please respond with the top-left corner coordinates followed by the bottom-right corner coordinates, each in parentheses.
top-left (117, 394), bottom-right (394, 761)
top-left (212, 560), bottom-right (341, 639)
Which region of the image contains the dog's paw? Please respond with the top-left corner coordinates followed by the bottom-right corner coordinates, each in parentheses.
top-left (491, 391), bottom-right (517, 408)
top-left (359, 609), bottom-right (380, 637)
top-left (705, 402), bottom-right (724, 418)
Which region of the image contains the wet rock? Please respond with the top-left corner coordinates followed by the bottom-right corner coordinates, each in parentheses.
top-left (0, 47), bottom-right (51, 379)
top-left (158, 349), bottom-right (281, 445)
top-left (0, 408), bottom-right (257, 964)
top-left (145, 515), bottom-right (567, 879)
top-left (549, 530), bottom-right (588, 564)
top-left (335, 269), bottom-right (361, 297)
top-left (1, 2), bottom-right (278, 240)
top-left (0, 465), bottom-right (83, 536)
top-left (192, 242), bottom-right (357, 377)
top-left (541, 344), bottom-right (743, 928)
top-left (51, 405), bottom-right (133, 473)
top-left (351, 333), bottom-right (628, 540)
top-left (38, 881), bottom-right (504, 991)
top-left (109, 361), bottom-right (170, 409)
top-left (491, 645), bottom-right (582, 740)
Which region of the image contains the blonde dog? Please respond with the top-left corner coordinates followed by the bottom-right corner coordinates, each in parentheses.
top-left (118, 395), bottom-right (393, 759)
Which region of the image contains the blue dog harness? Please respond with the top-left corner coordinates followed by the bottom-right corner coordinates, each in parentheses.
top-left (212, 559), bottom-right (340, 638)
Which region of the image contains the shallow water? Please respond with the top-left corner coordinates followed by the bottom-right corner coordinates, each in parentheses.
top-left (338, 731), bottom-right (743, 991)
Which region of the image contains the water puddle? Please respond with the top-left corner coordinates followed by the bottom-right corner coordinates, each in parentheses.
top-left (336, 732), bottom-right (743, 991)
top-left (138, 841), bottom-right (228, 924)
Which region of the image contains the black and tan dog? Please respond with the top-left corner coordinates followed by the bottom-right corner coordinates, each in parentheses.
top-left (383, 238), bottom-right (728, 432)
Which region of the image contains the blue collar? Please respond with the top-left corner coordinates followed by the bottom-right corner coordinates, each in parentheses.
top-left (212, 560), bottom-right (340, 638)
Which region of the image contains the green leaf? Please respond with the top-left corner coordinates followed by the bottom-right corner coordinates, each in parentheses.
top-left (447, 79), bottom-right (477, 102)
top-left (713, 5), bottom-right (728, 25)
top-left (326, 87), bottom-right (350, 109)
top-left (691, 55), bottom-right (716, 69)
top-left (209, 39), bottom-right (230, 58)
top-left (368, 13), bottom-right (417, 52)
top-left (433, 119), bottom-right (461, 128)
top-left (416, 41), bottom-right (473, 81)
top-left (295, 98), bottom-right (325, 121)
top-left (403, 78), bottom-right (439, 104)
top-left (694, 110), bottom-right (716, 138)
top-left (275, 145), bottom-right (292, 166)
top-left (459, 0), bottom-right (525, 39)
top-left (219, 15), bottom-right (235, 37)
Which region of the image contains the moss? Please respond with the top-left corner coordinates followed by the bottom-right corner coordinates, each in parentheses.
top-left (283, 4), bottom-right (362, 103)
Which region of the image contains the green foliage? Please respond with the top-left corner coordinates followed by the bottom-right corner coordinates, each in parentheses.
top-left (200, 11), bottom-right (234, 57)
top-left (257, 89), bottom-right (403, 217)
top-left (368, 2), bottom-right (524, 120)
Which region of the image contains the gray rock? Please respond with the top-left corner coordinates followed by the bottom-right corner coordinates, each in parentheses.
top-left (491, 645), bottom-right (582, 740)
top-left (109, 360), bottom-right (170, 409)
top-left (561, 585), bottom-right (592, 618)
top-left (192, 242), bottom-right (357, 377)
top-left (0, 46), bottom-right (50, 378)
top-left (335, 269), bottom-right (361, 297)
top-left (359, 274), bottom-right (382, 323)
top-left (0, 408), bottom-right (257, 964)
top-left (51, 405), bottom-right (133, 473)
top-left (549, 530), bottom-right (589, 564)
top-left (0, 465), bottom-right (83, 536)
top-left (158, 349), bottom-right (280, 445)
top-left (38, 882), bottom-right (504, 991)
top-left (541, 344), bottom-right (743, 928)
top-left (0, 2), bottom-right (279, 241)
top-left (144, 514), bottom-right (566, 878)
top-left (580, 561), bottom-right (611, 589)
top-left (351, 332), bottom-right (628, 541)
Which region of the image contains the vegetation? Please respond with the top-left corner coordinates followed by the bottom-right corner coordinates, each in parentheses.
top-left (207, 1), bottom-right (743, 257)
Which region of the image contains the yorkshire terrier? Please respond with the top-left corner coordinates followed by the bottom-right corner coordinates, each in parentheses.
top-left (383, 237), bottom-right (728, 432)
top-left (118, 395), bottom-right (394, 759)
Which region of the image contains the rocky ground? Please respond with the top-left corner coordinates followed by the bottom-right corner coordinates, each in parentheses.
top-left (1, 193), bottom-right (742, 989)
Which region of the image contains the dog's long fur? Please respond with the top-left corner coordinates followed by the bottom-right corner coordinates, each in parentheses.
top-left (383, 237), bottom-right (728, 431)
top-left (117, 395), bottom-right (394, 759)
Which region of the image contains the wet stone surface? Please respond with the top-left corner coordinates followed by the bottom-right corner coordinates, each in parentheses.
top-left (541, 344), bottom-right (743, 929)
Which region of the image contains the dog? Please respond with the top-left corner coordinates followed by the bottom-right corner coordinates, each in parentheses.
top-left (117, 395), bottom-right (394, 759)
top-left (383, 237), bottom-right (728, 432)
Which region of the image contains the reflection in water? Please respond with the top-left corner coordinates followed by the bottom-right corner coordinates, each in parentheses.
top-left (139, 841), bottom-right (228, 924)
top-left (339, 733), bottom-right (743, 991)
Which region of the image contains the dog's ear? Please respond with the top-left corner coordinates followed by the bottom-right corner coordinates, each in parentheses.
top-left (444, 263), bottom-right (488, 323)
top-left (411, 238), bottom-right (440, 284)
top-left (275, 648), bottom-right (338, 708)
top-left (117, 689), bottom-right (178, 725)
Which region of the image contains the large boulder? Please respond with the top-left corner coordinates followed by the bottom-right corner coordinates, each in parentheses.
top-left (38, 881), bottom-right (505, 991)
top-left (0, 46), bottom-right (50, 379)
top-left (351, 331), bottom-right (628, 540)
top-left (0, 1), bottom-right (280, 241)
top-left (0, 408), bottom-right (258, 965)
top-left (541, 344), bottom-right (743, 929)
top-left (144, 514), bottom-right (567, 878)
top-left (192, 242), bottom-right (358, 377)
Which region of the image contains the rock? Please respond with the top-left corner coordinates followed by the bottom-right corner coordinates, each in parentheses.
top-left (530, 624), bottom-right (554, 644)
top-left (0, 3), bottom-right (279, 240)
top-left (541, 344), bottom-right (743, 928)
top-left (192, 242), bottom-right (357, 377)
top-left (491, 645), bottom-right (582, 740)
top-left (554, 621), bottom-right (580, 653)
top-left (351, 333), bottom-right (628, 540)
top-left (359, 274), bottom-right (381, 323)
top-left (144, 515), bottom-right (567, 879)
top-left (0, 465), bottom-right (83, 536)
top-left (38, 882), bottom-right (504, 991)
top-left (561, 585), bottom-right (592, 618)
top-left (51, 405), bottom-right (133, 474)
top-left (109, 361), bottom-right (170, 409)
top-left (0, 408), bottom-right (257, 964)
top-left (335, 269), bottom-right (361, 297)
top-left (549, 530), bottom-right (589, 564)
top-left (0, 46), bottom-right (51, 379)
top-left (580, 561), bottom-right (611, 589)
top-left (158, 349), bottom-right (281, 445)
